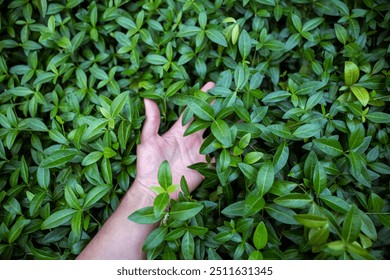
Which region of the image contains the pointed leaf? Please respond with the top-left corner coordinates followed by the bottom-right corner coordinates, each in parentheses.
top-left (41, 209), bottom-right (78, 230)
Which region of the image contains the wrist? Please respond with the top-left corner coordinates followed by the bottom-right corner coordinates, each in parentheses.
top-left (127, 178), bottom-right (158, 204)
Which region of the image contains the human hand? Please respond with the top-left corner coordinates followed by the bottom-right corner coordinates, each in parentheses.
top-left (133, 82), bottom-right (215, 200)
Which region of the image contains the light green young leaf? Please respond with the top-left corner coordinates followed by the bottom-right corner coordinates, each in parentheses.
top-left (253, 222), bottom-right (268, 250)
top-left (153, 193), bottom-right (169, 218)
top-left (158, 160), bottom-right (172, 189)
top-left (350, 85), bottom-right (369, 106)
top-left (345, 61), bottom-right (359, 86)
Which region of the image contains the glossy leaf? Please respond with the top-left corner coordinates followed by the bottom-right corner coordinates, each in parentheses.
top-left (253, 222), bottom-right (268, 250)
top-left (170, 202), bottom-right (203, 221)
top-left (40, 149), bottom-right (78, 169)
top-left (342, 205), bottom-right (361, 242)
top-left (41, 209), bottom-right (78, 230)
top-left (256, 161), bottom-right (275, 197)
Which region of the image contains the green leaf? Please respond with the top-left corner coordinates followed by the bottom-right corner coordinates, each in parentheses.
top-left (81, 151), bottom-right (103, 166)
top-left (164, 228), bottom-right (186, 241)
top-left (186, 96), bottom-right (214, 121)
top-left (158, 160), bottom-right (172, 189)
top-left (244, 189), bottom-right (266, 216)
top-left (49, 129), bottom-right (68, 145)
top-left (29, 191), bottom-right (47, 216)
top-left (83, 119), bottom-right (109, 141)
top-left (248, 250), bottom-right (263, 260)
top-left (274, 193), bottom-right (312, 209)
top-left (20, 155), bottom-right (29, 184)
top-left (234, 105), bottom-right (251, 123)
top-left (103, 147), bottom-right (116, 159)
top-left (293, 123), bottom-right (321, 138)
top-left (166, 81), bottom-right (186, 98)
top-left (344, 61), bottom-right (359, 86)
top-left (41, 209), bottom-right (78, 230)
top-left (349, 151), bottom-right (363, 177)
top-left (294, 214), bottom-right (328, 228)
top-left (295, 81), bottom-right (326, 95)
top-left (263, 39), bottom-right (285, 51)
top-left (313, 138), bottom-right (344, 157)
top-left (360, 211), bottom-right (377, 241)
top-left (208, 248), bottom-right (223, 260)
top-left (262, 90), bottom-right (291, 103)
top-left (244, 151), bottom-right (264, 165)
top-left (222, 200), bottom-right (246, 217)
top-left (302, 17), bottom-right (324, 32)
top-left (308, 224), bottom-right (330, 245)
top-left (313, 162), bottom-right (327, 194)
top-left (365, 112), bottom-right (390, 123)
top-left (64, 185), bottom-right (80, 210)
top-left (143, 226), bottom-right (168, 251)
top-left (253, 222), bottom-right (268, 250)
top-left (319, 195), bottom-right (351, 214)
top-left (6, 87), bottom-right (34, 97)
top-left (348, 124), bottom-right (365, 150)
top-left (205, 29), bottom-right (228, 47)
top-left (219, 148), bottom-right (231, 170)
top-left (369, 162), bottom-right (390, 175)
top-left (268, 124), bottom-right (294, 139)
top-left (177, 25), bottom-right (202, 37)
top-left (19, 118), bottom-right (48, 132)
top-left (256, 161), bottom-right (274, 197)
top-left (153, 193), bottom-right (169, 218)
top-left (83, 185), bottom-right (110, 209)
top-left (90, 66), bottom-right (108, 80)
top-left (181, 231), bottom-right (195, 260)
top-left (211, 119), bottom-right (232, 147)
top-left (8, 217), bottom-right (30, 244)
top-left (128, 206), bottom-right (163, 224)
top-left (71, 211), bottom-right (82, 237)
top-left (40, 149), bottom-right (78, 169)
top-left (350, 86), bottom-right (369, 106)
top-left (342, 205), bottom-right (361, 242)
top-left (265, 204), bottom-right (299, 225)
top-left (291, 14), bottom-right (302, 32)
top-left (170, 202), bottom-right (203, 221)
top-left (110, 92), bottom-right (129, 118)
top-left (145, 54), bottom-right (168, 65)
top-left (188, 226), bottom-right (208, 236)
top-left (238, 30), bottom-right (251, 58)
top-left (4, 197), bottom-right (22, 215)
top-left (335, 24), bottom-right (349, 45)
top-left (273, 141), bottom-right (289, 174)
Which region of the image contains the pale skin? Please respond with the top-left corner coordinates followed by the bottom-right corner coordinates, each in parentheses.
top-left (77, 82), bottom-right (215, 260)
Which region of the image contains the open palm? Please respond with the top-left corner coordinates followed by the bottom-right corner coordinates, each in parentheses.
top-left (134, 82), bottom-right (215, 199)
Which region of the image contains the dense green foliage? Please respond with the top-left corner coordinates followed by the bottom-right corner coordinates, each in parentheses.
top-left (1, 0), bottom-right (390, 259)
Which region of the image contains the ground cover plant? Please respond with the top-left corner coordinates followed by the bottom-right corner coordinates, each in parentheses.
top-left (0, 0), bottom-right (389, 260)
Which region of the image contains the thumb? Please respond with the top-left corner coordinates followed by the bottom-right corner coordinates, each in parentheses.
top-left (141, 98), bottom-right (161, 141)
